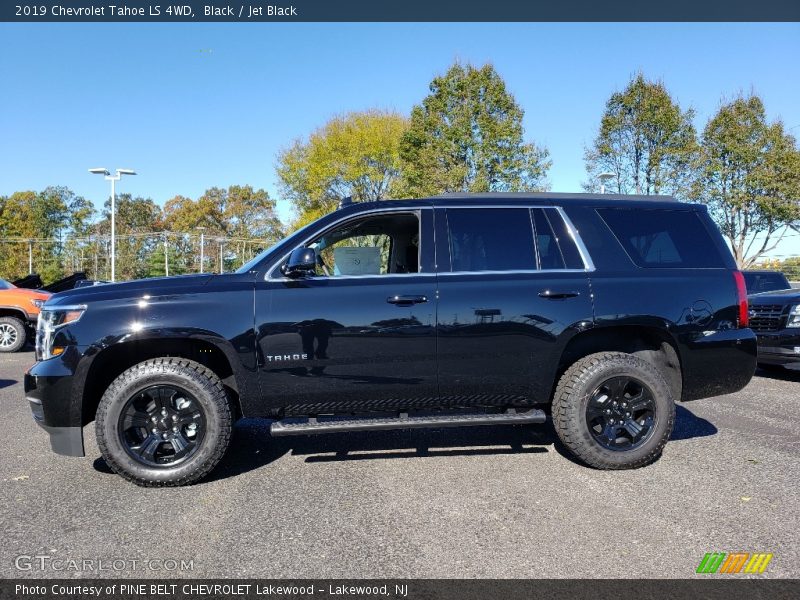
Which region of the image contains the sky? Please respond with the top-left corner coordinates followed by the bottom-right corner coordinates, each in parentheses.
top-left (1, 22), bottom-right (799, 256)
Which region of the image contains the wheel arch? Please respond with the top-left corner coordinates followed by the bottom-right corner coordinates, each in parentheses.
top-left (556, 324), bottom-right (683, 402)
top-left (81, 334), bottom-right (244, 427)
top-left (0, 305), bottom-right (31, 321)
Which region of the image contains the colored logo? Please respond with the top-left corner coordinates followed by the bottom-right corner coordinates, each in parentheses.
top-left (696, 552), bottom-right (773, 574)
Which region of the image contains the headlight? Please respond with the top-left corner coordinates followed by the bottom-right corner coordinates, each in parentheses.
top-left (788, 305), bottom-right (800, 328)
top-left (31, 298), bottom-right (45, 309)
top-left (36, 306), bottom-right (86, 360)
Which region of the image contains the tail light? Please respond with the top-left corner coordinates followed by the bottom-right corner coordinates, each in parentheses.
top-left (732, 270), bottom-right (749, 328)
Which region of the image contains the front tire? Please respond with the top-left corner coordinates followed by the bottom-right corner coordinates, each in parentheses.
top-left (552, 352), bottom-right (675, 470)
top-left (0, 316), bottom-right (27, 353)
top-left (96, 358), bottom-right (232, 487)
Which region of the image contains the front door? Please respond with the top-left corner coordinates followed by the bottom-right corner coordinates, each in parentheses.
top-left (255, 208), bottom-right (438, 416)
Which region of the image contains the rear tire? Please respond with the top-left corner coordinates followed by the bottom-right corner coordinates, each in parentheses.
top-left (552, 352), bottom-right (675, 470)
top-left (96, 358), bottom-right (232, 487)
top-left (0, 316), bottom-right (27, 353)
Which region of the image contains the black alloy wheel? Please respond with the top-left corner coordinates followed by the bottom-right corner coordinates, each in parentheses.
top-left (585, 376), bottom-right (656, 451)
top-left (118, 385), bottom-right (206, 467)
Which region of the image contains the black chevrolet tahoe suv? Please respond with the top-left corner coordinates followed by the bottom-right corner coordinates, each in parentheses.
top-left (744, 270), bottom-right (800, 371)
top-left (25, 193), bottom-right (757, 486)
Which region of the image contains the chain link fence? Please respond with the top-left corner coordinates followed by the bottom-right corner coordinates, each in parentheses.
top-left (0, 232), bottom-right (277, 283)
top-left (2, 232), bottom-right (799, 287)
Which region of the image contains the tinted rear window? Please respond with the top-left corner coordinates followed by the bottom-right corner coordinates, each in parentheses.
top-left (597, 208), bottom-right (725, 268)
top-left (743, 271), bottom-right (791, 293)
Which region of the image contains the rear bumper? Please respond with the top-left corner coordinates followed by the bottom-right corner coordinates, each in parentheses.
top-left (755, 329), bottom-right (800, 366)
top-left (680, 328), bottom-right (758, 400)
top-left (24, 347), bottom-right (86, 457)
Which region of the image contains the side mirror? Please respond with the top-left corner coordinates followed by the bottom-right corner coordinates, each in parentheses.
top-left (284, 247), bottom-right (317, 278)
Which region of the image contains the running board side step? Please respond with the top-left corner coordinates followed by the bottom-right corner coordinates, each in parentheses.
top-left (270, 409), bottom-right (546, 437)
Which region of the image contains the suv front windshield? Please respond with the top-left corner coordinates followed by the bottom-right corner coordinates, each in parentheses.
top-left (0, 279), bottom-right (14, 290)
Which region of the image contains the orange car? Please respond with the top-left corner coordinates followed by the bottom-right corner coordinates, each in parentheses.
top-left (0, 278), bottom-right (51, 353)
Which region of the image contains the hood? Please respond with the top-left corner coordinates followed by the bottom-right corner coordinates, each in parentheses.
top-left (1, 287), bottom-right (51, 300)
top-left (45, 274), bottom-right (215, 307)
top-left (748, 287), bottom-right (800, 303)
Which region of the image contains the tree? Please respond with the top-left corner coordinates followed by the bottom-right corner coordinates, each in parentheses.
top-left (277, 110), bottom-right (408, 223)
top-left (398, 62), bottom-right (550, 197)
top-left (146, 242), bottom-right (186, 278)
top-left (584, 73), bottom-right (697, 197)
top-left (62, 193), bottom-right (96, 277)
top-left (163, 185), bottom-right (282, 272)
top-left (693, 95), bottom-right (800, 268)
top-left (0, 186), bottom-right (90, 281)
top-left (95, 194), bottom-right (163, 280)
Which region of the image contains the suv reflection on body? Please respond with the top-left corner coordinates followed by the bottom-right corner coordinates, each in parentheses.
top-left (25, 193), bottom-right (757, 486)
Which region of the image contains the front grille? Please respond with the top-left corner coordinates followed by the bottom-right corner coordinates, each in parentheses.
top-left (749, 304), bottom-right (786, 332)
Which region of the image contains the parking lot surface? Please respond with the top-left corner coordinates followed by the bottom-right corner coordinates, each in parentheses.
top-left (1, 349), bottom-right (798, 579)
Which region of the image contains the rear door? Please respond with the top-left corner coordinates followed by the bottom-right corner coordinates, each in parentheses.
top-left (435, 205), bottom-right (595, 406)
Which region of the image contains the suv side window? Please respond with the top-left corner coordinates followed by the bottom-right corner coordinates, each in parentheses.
top-left (531, 208), bottom-right (585, 270)
top-left (597, 208), bottom-right (726, 268)
top-left (306, 212), bottom-right (420, 277)
top-left (446, 208), bottom-right (536, 272)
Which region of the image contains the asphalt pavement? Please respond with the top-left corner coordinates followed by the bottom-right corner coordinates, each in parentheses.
top-left (1, 349), bottom-right (798, 579)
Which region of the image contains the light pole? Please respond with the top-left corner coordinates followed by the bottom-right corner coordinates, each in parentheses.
top-left (27, 240), bottom-right (33, 274)
top-left (598, 172), bottom-right (616, 194)
top-left (163, 232), bottom-right (169, 277)
top-left (218, 238), bottom-right (224, 274)
top-left (196, 227), bottom-right (206, 273)
top-left (89, 167), bottom-right (136, 282)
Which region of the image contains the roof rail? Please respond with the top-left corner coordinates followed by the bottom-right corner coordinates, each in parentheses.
top-left (427, 192), bottom-right (678, 202)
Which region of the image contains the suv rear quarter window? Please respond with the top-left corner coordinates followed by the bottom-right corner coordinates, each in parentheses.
top-left (532, 208), bottom-right (585, 270)
top-left (597, 208), bottom-right (726, 269)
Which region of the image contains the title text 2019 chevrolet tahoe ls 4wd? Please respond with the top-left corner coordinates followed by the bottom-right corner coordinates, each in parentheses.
top-left (25, 193), bottom-right (757, 486)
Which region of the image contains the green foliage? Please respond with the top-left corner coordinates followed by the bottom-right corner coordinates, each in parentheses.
top-left (0, 184), bottom-right (283, 283)
top-left (94, 194), bottom-right (163, 281)
top-left (756, 256), bottom-right (800, 281)
top-left (693, 95), bottom-right (800, 267)
top-left (398, 62), bottom-right (550, 197)
top-left (146, 241), bottom-right (187, 278)
top-left (584, 73), bottom-right (698, 197)
top-left (0, 187), bottom-right (93, 281)
top-left (277, 110), bottom-right (408, 226)
top-left (163, 185), bottom-right (283, 273)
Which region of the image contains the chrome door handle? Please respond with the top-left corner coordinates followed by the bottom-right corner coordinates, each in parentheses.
top-left (387, 295), bottom-right (428, 306)
top-left (538, 290), bottom-right (580, 300)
